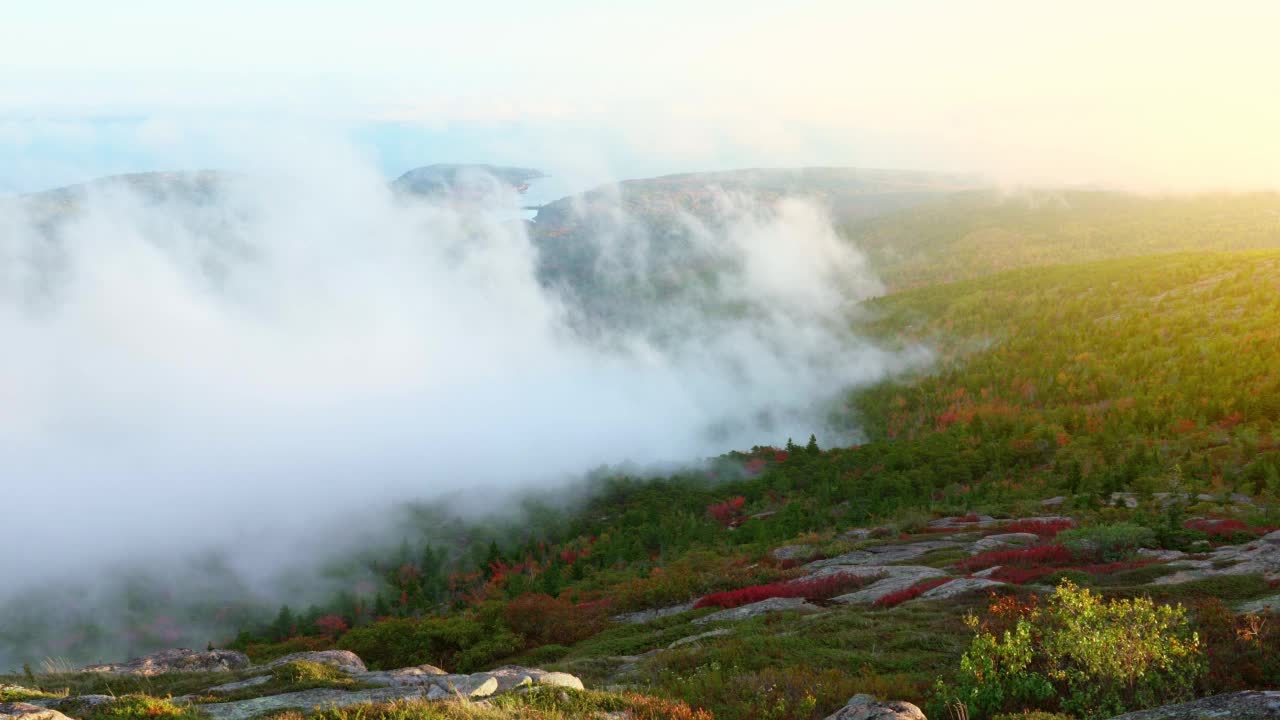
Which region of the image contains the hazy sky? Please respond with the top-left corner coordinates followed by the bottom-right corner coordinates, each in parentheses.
top-left (2, 0), bottom-right (1279, 190)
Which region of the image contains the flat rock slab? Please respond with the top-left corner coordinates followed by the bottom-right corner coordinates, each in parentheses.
top-left (806, 540), bottom-right (960, 570)
top-left (611, 601), bottom-right (697, 625)
top-left (831, 567), bottom-right (948, 605)
top-left (1105, 690), bottom-right (1280, 719)
top-left (919, 577), bottom-right (1002, 601)
top-left (1155, 530), bottom-right (1280, 585)
top-left (200, 687), bottom-right (435, 720)
top-left (692, 597), bottom-right (820, 625)
top-left (667, 629), bottom-right (732, 649)
top-left (1238, 593), bottom-right (1280, 614)
top-left (206, 676), bottom-right (272, 694)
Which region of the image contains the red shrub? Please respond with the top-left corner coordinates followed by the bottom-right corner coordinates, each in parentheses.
top-left (504, 592), bottom-right (608, 646)
top-left (955, 544), bottom-right (1074, 573)
top-left (707, 496), bottom-right (747, 527)
top-left (998, 518), bottom-right (1075, 537)
top-left (874, 578), bottom-right (953, 608)
top-left (985, 566), bottom-right (1056, 584)
top-left (984, 558), bottom-right (1158, 585)
top-left (693, 574), bottom-right (873, 610)
top-left (314, 614), bottom-right (349, 638)
top-left (1184, 518), bottom-right (1276, 540)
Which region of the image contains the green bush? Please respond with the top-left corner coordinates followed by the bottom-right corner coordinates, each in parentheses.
top-left (337, 612), bottom-right (519, 672)
top-left (1057, 523), bottom-right (1155, 562)
top-left (935, 580), bottom-right (1203, 719)
top-left (270, 660), bottom-right (343, 683)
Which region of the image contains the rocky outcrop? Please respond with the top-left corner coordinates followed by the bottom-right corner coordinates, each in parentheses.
top-left (1106, 690), bottom-right (1280, 718)
top-left (1155, 530), bottom-right (1280, 585)
top-left (692, 597), bottom-right (820, 625)
top-left (198, 664), bottom-right (585, 720)
top-left (823, 694), bottom-right (926, 720)
top-left (830, 567), bottom-right (948, 605)
top-left (0, 703), bottom-right (72, 720)
top-left (81, 649), bottom-right (251, 675)
top-left (264, 650), bottom-right (367, 675)
top-left (806, 540), bottom-right (960, 570)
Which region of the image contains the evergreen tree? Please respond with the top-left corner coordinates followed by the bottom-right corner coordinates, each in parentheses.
top-left (270, 605), bottom-right (295, 640)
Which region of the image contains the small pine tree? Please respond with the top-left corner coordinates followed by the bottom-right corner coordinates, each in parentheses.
top-left (805, 434), bottom-right (820, 454)
top-left (270, 605), bottom-right (295, 640)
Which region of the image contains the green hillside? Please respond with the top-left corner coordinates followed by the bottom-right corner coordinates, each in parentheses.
top-left (847, 191), bottom-right (1280, 291)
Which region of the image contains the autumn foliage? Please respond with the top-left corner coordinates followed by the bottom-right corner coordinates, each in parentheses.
top-left (693, 573), bottom-right (875, 609)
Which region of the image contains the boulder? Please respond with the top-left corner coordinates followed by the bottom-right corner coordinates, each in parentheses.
top-left (537, 672), bottom-right (585, 690)
top-left (970, 533), bottom-right (1041, 554)
top-left (823, 694), bottom-right (926, 720)
top-left (928, 515), bottom-right (998, 531)
top-left (360, 663), bottom-right (448, 687)
top-left (692, 597), bottom-right (820, 625)
top-left (263, 650), bottom-right (367, 675)
top-left (1105, 690), bottom-right (1280, 719)
top-left (0, 703), bottom-right (71, 720)
top-left (1041, 496), bottom-right (1067, 507)
top-left (81, 649), bottom-right (251, 675)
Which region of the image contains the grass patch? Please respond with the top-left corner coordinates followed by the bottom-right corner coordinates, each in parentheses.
top-left (0, 672), bottom-right (247, 700)
top-left (64, 694), bottom-right (204, 720)
top-left (0, 684), bottom-right (62, 702)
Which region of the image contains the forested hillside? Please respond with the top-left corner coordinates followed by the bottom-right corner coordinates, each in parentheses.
top-left (847, 191), bottom-right (1280, 291)
top-left (7, 194), bottom-right (1280, 720)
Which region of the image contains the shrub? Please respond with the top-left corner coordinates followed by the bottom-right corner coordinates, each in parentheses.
top-left (998, 519), bottom-right (1075, 537)
top-left (503, 593), bottom-right (608, 646)
top-left (1183, 518), bottom-right (1276, 543)
top-left (1193, 598), bottom-right (1280, 693)
top-left (694, 573), bottom-right (877, 609)
top-left (337, 613), bottom-right (519, 672)
top-left (874, 578), bottom-right (953, 608)
top-left (935, 580), bottom-right (1203, 719)
top-left (708, 496), bottom-right (747, 527)
top-left (270, 660), bottom-right (343, 683)
top-left (955, 545), bottom-right (1073, 573)
top-left (1057, 523), bottom-right (1156, 562)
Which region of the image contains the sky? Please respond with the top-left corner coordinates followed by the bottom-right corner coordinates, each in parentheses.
top-left (2, 0), bottom-right (1279, 193)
